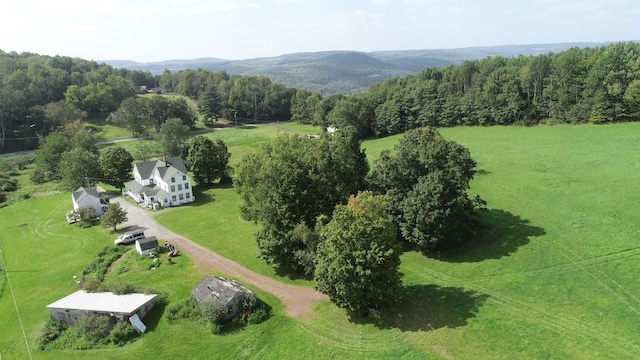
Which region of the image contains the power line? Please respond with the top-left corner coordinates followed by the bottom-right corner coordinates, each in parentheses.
top-left (0, 245), bottom-right (33, 360)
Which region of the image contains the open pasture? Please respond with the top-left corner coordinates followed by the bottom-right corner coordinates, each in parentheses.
top-left (1, 122), bottom-right (640, 358)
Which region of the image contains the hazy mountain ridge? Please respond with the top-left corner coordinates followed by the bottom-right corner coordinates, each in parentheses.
top-left (102, 42), bottom-right (623, 95)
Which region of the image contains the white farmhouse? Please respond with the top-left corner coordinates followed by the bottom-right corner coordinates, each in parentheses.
top-left (123, 157), bottom-right (194, 208)
top-left (71, 187), bottom-right (108, 216)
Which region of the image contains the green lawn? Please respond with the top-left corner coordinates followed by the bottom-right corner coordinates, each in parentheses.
top-left (275, 121), bottom-right (322, 135)
top-left (2, 123), bottom-right (640, 358)
top-left (85, 112), bottom-right (132, 142)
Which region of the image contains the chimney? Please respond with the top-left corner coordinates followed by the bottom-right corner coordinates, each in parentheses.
top-left (163, 156), bottom-right (168, 167)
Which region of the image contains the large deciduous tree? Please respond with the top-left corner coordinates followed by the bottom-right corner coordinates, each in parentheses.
top-left (314, 192), bottom-right (402, 312)
top-left (58, 147), bottom-right (102, 190)
top-left (42, 101), bottom-right (87, 135)
top-left (157, 118), bottom-right (190, 157)
top-left (368, 127), bottom-right (479, 252)
top-left (100, 147), bottom-right (133, 191)
top-left (35, 132), bottom-right (73, 178)
top-left (235, 129), bottom-right (368, 272)
top-left (110, 96), bottom-right (152, 137)
top-left (187, 136), bottom-right (231, 186)
top-left (100, 202), bottom-right (128, 231)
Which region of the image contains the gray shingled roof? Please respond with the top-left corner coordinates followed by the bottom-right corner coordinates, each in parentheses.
top-left (136, 236), bottom-right (159, 251)
top-left (191, 275), bottom-right (253, 307)
top-left (124, 181), bottom-right (167, 199)
top-left (72, 187), bottom-right (99, 203)
top-left (134, 157), bottom-right (188, 180)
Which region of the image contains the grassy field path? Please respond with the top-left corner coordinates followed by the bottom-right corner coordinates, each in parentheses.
top-left (109, 192), bottom-right (328, 317)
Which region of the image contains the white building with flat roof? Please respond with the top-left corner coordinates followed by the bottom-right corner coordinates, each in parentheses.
top-left (46, 290), bottom-right (157, 326)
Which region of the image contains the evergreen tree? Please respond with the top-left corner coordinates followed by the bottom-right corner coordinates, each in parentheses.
top-left (198, 84), bottom-right (223, 123)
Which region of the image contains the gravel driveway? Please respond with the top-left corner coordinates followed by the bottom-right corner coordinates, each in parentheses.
top-left (110, 194), bottom-right (328, 318)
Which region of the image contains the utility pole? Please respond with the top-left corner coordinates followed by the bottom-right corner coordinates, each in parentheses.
top-left (252, 92), bottom-right (258, 122)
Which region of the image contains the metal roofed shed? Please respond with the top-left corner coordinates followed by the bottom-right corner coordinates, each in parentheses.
top-left (46, 290), bottom-right (157, 327)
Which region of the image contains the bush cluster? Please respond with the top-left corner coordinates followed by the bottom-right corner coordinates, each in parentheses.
top-left (37, 316), bottom-right (139, 350)
top-left (166, 295), bottom-right (270, 334)
top-left (82, 246), bottom-right (128, 282)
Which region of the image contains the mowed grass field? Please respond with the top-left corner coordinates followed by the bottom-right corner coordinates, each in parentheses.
top-left (1, 122), bottom-right (640, 359)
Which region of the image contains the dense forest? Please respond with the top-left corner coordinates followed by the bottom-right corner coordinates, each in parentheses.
top-left (0, 50), bottom-right (298, 151)
top-left (1, 41), bottom-right (639, 152)
top-left (0, 50), bottom-right (156, 149)
top-left (303, 42), bottom-right (640, 138)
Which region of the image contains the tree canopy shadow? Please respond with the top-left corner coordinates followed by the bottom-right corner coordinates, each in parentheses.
top-left (349, 284), bottom-right (487, 332)
top-left (440, 209), bottom-right (546, 263)
top-left (178, 187), bottom-right (216, 208)
top-left (273, 266), bottom-right (314, 281)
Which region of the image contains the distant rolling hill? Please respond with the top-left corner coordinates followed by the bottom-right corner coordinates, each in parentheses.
top-left (102, 42), bottom-right (622, 95)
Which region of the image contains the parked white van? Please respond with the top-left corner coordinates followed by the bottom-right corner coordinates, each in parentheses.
top-left (115, 230), bottom-right (145, 245)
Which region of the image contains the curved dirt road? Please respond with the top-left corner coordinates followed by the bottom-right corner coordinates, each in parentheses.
top-left (110, 195), bottom-right (328, 318)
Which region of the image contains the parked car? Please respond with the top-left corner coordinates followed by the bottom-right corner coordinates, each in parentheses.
top-left (115, 230), bottom-right (145, 245)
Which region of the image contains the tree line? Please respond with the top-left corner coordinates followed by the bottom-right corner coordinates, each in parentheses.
top-left (0, 50), bottom-right (157, 148)
top-left (292, 42), bottom-right (640, 138)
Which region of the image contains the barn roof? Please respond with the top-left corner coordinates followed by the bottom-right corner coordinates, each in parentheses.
top-left (46, 290), bottom-right (157, 314)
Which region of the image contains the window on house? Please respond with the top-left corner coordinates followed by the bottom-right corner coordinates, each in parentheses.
top-left (182, 175), bottom-right (186, 181)
top-left (185, 183), bottom-right (189, 189)
top-left (186, 193), bottom-right (190, 199)
top-left (170, 185), bottom-right (175, 192)
top-left (179, 194), bottom-right (184, 200)
top-left (171, 177), bottom-right (175, 183)
top-left (178, 184), bottom-right (182, 191)
top-left (172, 195), bottom-right (176, 202)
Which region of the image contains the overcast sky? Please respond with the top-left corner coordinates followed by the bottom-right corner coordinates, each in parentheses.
top-left (1, 0), bottom-right (638, 63)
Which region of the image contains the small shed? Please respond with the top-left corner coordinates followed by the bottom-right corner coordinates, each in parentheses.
top-left (46, 290), bottom-right (157, 327)
top-left (192, 275), bottom-right (254, 318)
top-left (72, 187), bottom-right (108, 217)
top-left (135, 236), bottom-right (159, 256)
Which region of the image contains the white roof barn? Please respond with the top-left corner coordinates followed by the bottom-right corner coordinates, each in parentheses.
top-left (46, 290), bottom-right (157, 327)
